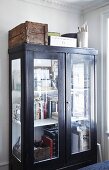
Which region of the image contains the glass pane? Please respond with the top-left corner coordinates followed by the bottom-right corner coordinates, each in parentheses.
top-left (12, 59), bottom-right (21, 161)
top-left (34, 59), bottom-right (59, 163)
top-left (71, 55), bottom-right (94, 154)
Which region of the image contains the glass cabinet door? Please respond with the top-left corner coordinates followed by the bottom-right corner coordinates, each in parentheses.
top-left (69, 54), bottom-right (94, 154)
top-left (11, 59), bottom-right (21, 161)
top-left (34, 59), bottom-right (59, 162)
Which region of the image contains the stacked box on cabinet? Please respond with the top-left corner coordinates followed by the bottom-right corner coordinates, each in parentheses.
top-left (8, 21), bottom-right (48, 48)
top-left (48, 36), bottom-right (77, 47)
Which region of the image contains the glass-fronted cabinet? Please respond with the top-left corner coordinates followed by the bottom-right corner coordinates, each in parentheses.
top-left (9, 43), bottom-right (97, 170)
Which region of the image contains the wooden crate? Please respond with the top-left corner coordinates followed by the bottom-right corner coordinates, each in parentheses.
top-left (8, 21), bottom-right (48, 48)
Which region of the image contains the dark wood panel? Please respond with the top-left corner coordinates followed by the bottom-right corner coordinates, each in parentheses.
top-left (8, 43), bottom-right (98, 56)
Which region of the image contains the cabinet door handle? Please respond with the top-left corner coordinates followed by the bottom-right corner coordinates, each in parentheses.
top-left (66, 101), bottom-right (70, 111)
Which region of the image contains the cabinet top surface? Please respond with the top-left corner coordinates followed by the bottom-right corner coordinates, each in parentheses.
top-left (8, 43), bottom-right (98, 55)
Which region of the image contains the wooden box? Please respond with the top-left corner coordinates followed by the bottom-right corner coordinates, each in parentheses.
top-left (8, 21), bottom-right (48, 48)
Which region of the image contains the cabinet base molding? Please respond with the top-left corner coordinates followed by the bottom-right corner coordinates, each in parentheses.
top-left (0, 161), bottom-right (9, 167)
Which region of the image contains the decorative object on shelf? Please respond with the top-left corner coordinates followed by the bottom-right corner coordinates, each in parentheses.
top-left (13, 137), bottom-right (21, 160)
top-left (8, 21), bottom-right (48, 48)
top-left (12, 103), bottom-right (21, 122)
top-left (77, 23), bottom-right (88, 48)
top-left (34, 66), bottom-right (51, 91)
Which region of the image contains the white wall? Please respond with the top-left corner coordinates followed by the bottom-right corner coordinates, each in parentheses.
top-left (0, 0), bottom-right (81, 169)
top-left (83, 5), bottom-right (109, 160)
top-left (0, 166), bottom-right (8, 170)
top-left (83, 7), bottom-right (102, 145)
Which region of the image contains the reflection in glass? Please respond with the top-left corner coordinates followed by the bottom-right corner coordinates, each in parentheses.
top-left (34, 59), bottom-right (59, 162)
top-left (12, 59), bottom-right (21, 161)
top-left (71, 56), bottom-right (93, 154)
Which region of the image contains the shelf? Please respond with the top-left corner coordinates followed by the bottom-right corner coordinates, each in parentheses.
top-left (34, 89), bottom-right (58, 94)
top-left (71, 88), bottom-right (88, 91)
top-left (12, 89), bottom-right (58, 94)
top-left (71, 116), bottom-right (89, 122)
top-left (12, 118), bottom-right (58, 127)
top-left (34, 118), bottom-right (58, 127)
top-left (71, 88), bottom-right (89, 94)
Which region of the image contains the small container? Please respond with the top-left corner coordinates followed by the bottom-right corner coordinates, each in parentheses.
top-left (77, 32), bottom-right (88, 48)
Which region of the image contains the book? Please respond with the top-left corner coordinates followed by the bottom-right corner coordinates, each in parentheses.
top-left (42, 135), bottom-right (53, 159)
top-left (43, 102), bottom-right (47, 119)
top-left (48, 32), bottom-right (60, 37)
top-left (44, 128), bottom-right (58, 157)
top-left (48, 36), bottom-right (77, 47)
top-left (47, 100), bottom-right (52, 118)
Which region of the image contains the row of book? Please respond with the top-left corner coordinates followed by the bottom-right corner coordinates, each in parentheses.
top-left (34, 98), bottom-right (58, 120)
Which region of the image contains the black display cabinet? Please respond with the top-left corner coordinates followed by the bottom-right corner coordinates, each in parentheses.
top-left (9, 43), bottom-right (98, 170)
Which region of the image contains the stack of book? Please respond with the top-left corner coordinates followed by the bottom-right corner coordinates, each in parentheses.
top-left (48, 36), bottom-right (77, 47)
top-left (48, 31), bottom-right (77, 47)
top-left (42, 135), bottom-right (53, 158)
top-left (44, 127), bottom-right (58, 158)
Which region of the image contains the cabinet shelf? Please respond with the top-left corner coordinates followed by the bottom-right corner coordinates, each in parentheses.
top-left (71, 116), bottom-right (89, 122)
top-left (71, 88), bottom-right (89, 94)
top-left (34, 118), bottom-right (58, 127)
top-left (71, 88), bottom-right (88, 91)
top-left (34, 89), bottom-right (58, 94)
top-left (13, 118), bottom-right (58, 127)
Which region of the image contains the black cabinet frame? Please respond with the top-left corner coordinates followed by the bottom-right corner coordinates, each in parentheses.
top-left (9, 43), bottom-right (97, 170)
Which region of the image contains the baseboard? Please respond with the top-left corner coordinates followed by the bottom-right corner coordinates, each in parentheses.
top-left (0, 162), bottom-right (9, 167)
